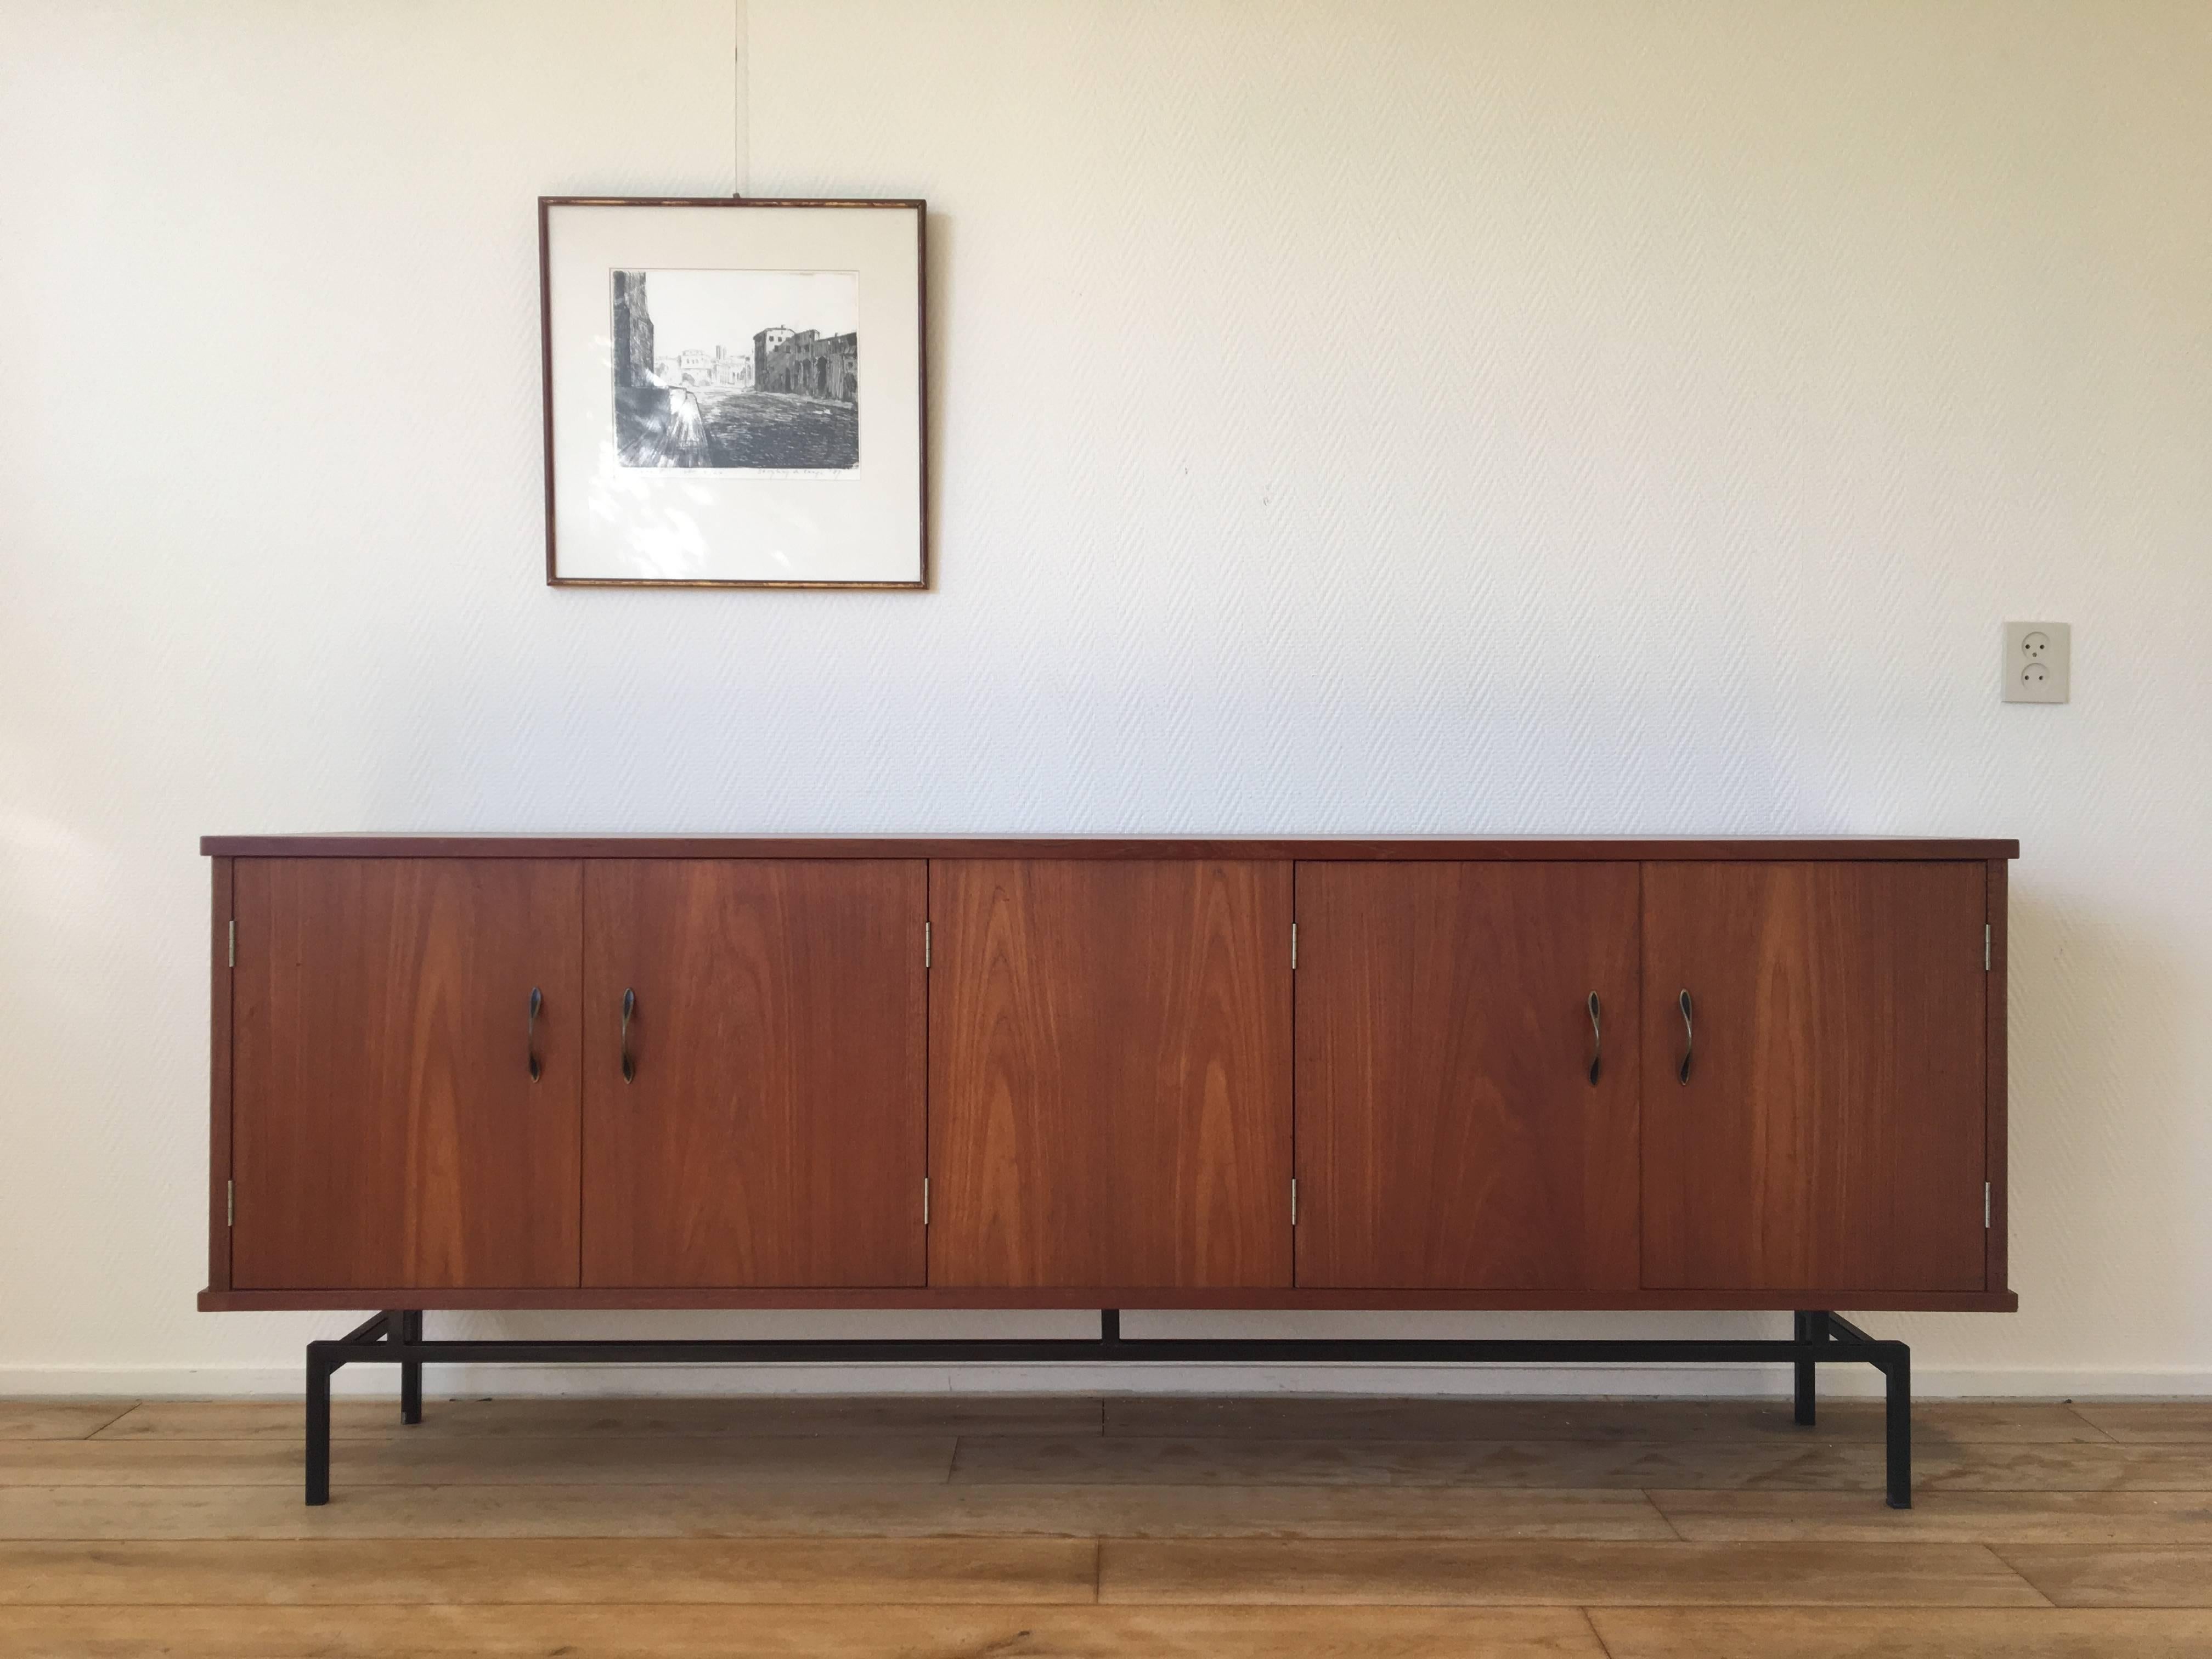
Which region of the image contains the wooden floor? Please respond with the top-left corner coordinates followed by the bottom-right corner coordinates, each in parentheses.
top-left (3, 1395), bottom-right (2210, 1656)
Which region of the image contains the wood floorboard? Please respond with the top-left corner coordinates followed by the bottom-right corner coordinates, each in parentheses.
top-left (1588, 1607), bottom-right (2212, 1657)
top-left (1097, 1538), bottom-right (2047, 1606)
top-left (0, 1435), bottom-right (959, 1487)
top-left (0, 1537), bottom-right (1098, 1606)
top-left (1651, 1488), bottom-right (2212, 1542)
top-left (0, 1604), bottom-right (1608, 1657)
top-left (2070, 1404), bottom-right (2212, 1444)
top-left (2, 1396), bottom-right (2209, 1654)
top-left (0, 1480), bottom-right (1675, 1541)
top-left (51, 1430), bottom-right (2206, 1500)
top-left (1994, 1544), bottom-right (2212, 1607)
top-left (0, 1403), bottom-right (137, 1441)
top-left (1103, 1397), bottom-right (2112, 1446)
top-left (952, 1434), bottom-right (2212, 1490)
top-left (94, 1395), bottom-right (1102, 1441)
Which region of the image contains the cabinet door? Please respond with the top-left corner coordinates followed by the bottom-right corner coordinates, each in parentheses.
top-left (581, 860), bottom-right (926, 1288)
top-left (1295, 862), bottom-right (1640, 1289)
top-left (230, 859), bottom-right (583, 1290)
top-left (1641, 862), bottom-right (1987, 1291)
top-left (929, 860), bottom-right (1293, 1287)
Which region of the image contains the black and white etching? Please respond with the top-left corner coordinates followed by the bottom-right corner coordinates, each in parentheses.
top-left (610, 268), bottom-right (857, 470)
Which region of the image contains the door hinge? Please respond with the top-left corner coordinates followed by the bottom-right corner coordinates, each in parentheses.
top-left (1984, 924), bottom-right (1990, 972)
top-left (1984, 1182), bottom-right (1991, 1228)
top-left (227, 919), bottom-right (235, 968)
top-left (922, 1177), bottom-right (929, 1226)
top-left (1290, 923), bottom-right (1297, 970)
top-left (923, 921), bottom-right (931, 969)
top-left (226, 1180), bottom-right (234, 1227)
top-left (1290, 1178), bottom-right (1297, 1226)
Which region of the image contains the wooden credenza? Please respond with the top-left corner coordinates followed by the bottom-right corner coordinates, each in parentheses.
top-left (198, 836), bottom-right (2016, 1316)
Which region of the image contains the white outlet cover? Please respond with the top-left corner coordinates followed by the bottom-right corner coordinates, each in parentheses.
top-left (2004, 620), bottom-right (2070, 703)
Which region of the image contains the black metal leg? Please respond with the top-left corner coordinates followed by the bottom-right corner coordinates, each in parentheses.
top-left (1882, 1343), bottom-right (1912, 1509)
top-left (302, 1312), bottom-right (389, 1505)
top-left (305, 1342), bottom-right (335, 1506)
top-left (398, 1311), bottom-right (424, 1425)
top-left (1793, 1311), bottom-right (1829, 1426)
top-left (294, 1315), bottom-right (1910, 1508)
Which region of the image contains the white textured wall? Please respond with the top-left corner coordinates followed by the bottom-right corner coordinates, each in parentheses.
top-left (2, 1), bottom-right (2207, 1395)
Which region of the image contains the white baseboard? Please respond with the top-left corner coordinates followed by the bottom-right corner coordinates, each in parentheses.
top-left (3, 1362), bottom-right (2208, 1400)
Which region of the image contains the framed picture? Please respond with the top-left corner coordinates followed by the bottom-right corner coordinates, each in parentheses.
top-left (538, 196), bottom-right (926, 588)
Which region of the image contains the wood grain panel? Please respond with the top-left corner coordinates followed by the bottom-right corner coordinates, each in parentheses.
top-left (1589, 1609), bottom-right (2212, 1658)
top-left (1987, 855), bottom-right (2010, 1292)
top-left (581, 860), bottom-right (924, 1288)
top-left (0, 1404), bottom-right (134, 1441)
top-left (0, 1605), bottom-right (1605, 1659)
top-left (928, 860), bottom-right (1293, 1288)
top-left (1641, 861), bottom-right (1988, 1291)
top-left (0, 1437), bottom-right (957, 1488)
top-left (0, 1480), bottom-right (1673, 1542)
top-left (229, 859), bottom-right (582, 1289)
top-left (958, 1435), bottom-right (1836, 1489)
top-left (1098, 1539), bottom-right (2042, 1606)
top-left (1997, 1545), bottom-right (2212, 1607)
top-left (950, 1436), bottom-right (2212, 1492)
top-left (207, 856), bottom-right (233, 1292)
top-left (1103, 1397), bottom-right (2109, 1446)
top-left (0, 1537), bottom-right (1096, 1605)
top-left (1653, 1489), bottom-right (2212, 1543)
top-left (2073, 1406), bottom-right (2212, 1443)
top-left (1295, 862), bottom-right (1639, 1289)
top-left (93, 1396), bottom-right (1099, 1442)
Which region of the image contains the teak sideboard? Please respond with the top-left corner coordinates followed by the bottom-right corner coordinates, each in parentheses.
top-left (199, 835), bottom-right (2018, 1505)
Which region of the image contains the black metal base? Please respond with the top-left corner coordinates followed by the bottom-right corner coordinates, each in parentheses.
top-left (304, 1306), bottom-right (1912, 1508)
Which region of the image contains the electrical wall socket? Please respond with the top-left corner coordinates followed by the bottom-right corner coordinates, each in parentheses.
top-left (2004, 621), bottom-right (2070, 703)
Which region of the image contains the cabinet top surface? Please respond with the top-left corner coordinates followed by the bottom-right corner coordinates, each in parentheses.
top-left (201, 834), bottom-right (2018, 860)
